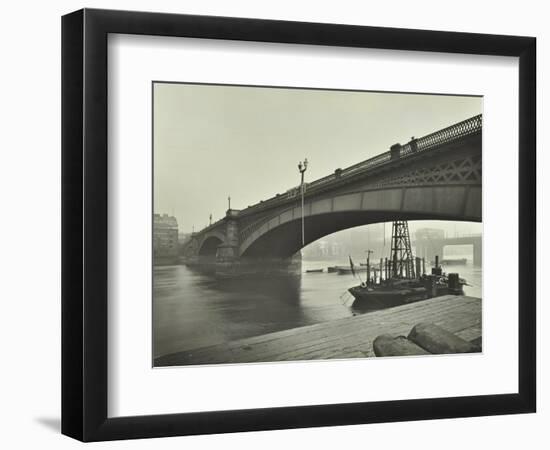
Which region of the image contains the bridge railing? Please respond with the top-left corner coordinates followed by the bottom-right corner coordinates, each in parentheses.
top-left (195, 217), bottom-right (225, 235)
top-left (401, 114), bottom-right (483, 157)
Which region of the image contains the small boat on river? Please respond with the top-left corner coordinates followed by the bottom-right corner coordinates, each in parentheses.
top-left (348, 221), bottom-right (467, 309)
top-left (336, 266), bottom-right (368, 275)
top-left (327, 265), bottom-right (368, 274)
top-left (431, 258), bottom-right (468, 266)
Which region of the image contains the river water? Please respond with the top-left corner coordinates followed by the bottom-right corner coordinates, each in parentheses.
top-left (153, 256), bottom-right (481, 358)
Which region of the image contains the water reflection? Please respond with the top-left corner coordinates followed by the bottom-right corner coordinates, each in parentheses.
top-left (153, 259), bottom-right (481, 359)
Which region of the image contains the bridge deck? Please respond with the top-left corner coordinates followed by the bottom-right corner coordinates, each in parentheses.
top-left (155, 295), bottom-right (482, 366)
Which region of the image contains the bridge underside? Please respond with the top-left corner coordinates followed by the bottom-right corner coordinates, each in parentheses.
top-left (198, 236), bottom-right (224, 257)
top-left (241, 210), bottom-right (479, 259)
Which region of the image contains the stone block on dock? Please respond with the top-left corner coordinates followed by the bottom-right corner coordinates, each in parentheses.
top-left (408, 322), bottom-right (480, 354)
top-left (373, 334), bottom-right (431, 357)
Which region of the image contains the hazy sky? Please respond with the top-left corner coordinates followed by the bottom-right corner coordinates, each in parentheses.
top-left (154, 83), bottom-right (482, 234)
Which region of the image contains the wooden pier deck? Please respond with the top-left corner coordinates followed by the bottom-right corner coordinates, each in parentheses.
top-left (155, 295), bottom-right (481, 367)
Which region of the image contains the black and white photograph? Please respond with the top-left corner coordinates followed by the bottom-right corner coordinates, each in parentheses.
top-left (152, 83), bottom-right (483, 366)
top-left (0, 1), bottom-right (542, 447)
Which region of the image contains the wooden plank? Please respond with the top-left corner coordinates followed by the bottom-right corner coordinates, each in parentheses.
top-left (227, 296), bottom-right (476, 353)
top-left (179, 301), bottom-right (474, 364)
top-left (241, 301), bottom-right (480, 361)
top-left (157, 298), bottom-right (469, 364)
top-left (155, 295), bottom-right (481, 366)
top-left (225, 295), bottom-right (470, 347)
top-left (158, 297), bottom-right (480, 364)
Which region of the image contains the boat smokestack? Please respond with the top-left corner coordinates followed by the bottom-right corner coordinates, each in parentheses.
top-left (431, 255), bottom-right (443, 276)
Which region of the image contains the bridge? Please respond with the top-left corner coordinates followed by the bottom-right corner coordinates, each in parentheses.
top-left (183, 114), bottom-right (482, 265)
top-left (414, 234), bottom-right (482, 267)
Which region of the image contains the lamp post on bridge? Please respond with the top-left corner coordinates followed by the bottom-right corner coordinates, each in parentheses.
top-left (298, 158), bottom-right (308, 247)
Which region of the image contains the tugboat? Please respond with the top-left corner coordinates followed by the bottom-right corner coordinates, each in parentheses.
top-left (348, 221), bottom-right (466, 310)
top-left (336, 265), bottom-right (368, 275)
top-left (327, 265), bottom-right (368, 274)
top-left (305, 268), bottom-right (324, 273)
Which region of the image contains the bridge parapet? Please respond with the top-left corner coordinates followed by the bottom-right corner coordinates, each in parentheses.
top-left (400, 114), bottom-right (482, 157)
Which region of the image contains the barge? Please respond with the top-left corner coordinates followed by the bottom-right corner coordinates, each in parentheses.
top-left (348, 221), bottom-right (467, 309)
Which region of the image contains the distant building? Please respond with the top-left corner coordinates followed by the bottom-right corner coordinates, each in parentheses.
top-left (153, 214), bottom-right (179, 264)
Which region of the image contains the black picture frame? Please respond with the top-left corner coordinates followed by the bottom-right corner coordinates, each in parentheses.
top-left (61, 8), bottom-right (536, 442)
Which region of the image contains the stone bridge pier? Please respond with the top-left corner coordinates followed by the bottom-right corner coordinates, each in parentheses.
top-left (214, 210), bottom-right (240, 263)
